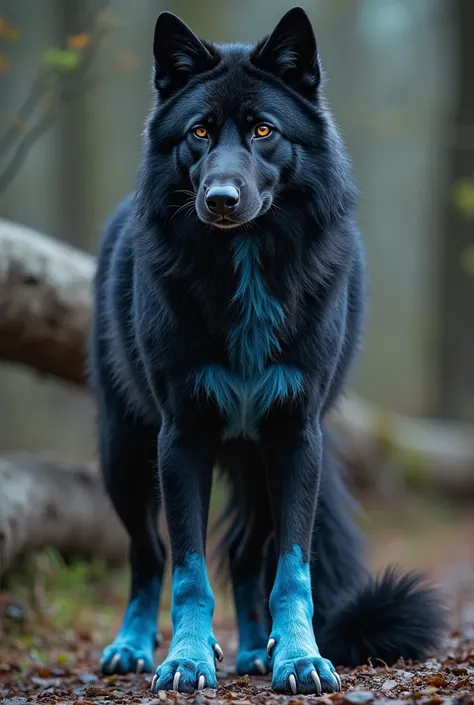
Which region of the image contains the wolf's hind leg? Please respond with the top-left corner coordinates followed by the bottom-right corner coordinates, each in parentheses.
top-left (99, 400), bottom-right (165, 675)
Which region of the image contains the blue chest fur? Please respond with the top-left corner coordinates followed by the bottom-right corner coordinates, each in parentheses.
top-left (193, 236), bottom-right (303, 439)
top-left (228, 236), bottom-right (284, 376)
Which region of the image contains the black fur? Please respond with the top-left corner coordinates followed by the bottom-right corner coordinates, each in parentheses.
top-left (89, 7), bottom-right (447, 693)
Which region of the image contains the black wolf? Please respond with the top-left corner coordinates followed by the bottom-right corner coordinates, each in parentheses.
top-left (89, 7), bottom-right (446, 695)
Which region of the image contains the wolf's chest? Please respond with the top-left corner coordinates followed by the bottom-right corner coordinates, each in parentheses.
top-left (194, 364), bottom-right (303, 439)
top-left (192, 236), bottom-right (303, 439)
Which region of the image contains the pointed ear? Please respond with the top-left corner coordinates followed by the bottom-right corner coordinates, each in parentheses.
top-left (251, 7), bottom-right (320, 98)
top-left (153, 12), bottom-right (219, 98)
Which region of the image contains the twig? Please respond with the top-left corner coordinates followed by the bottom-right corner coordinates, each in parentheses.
top-left (0, 2), bottom-right (109, 192)
top-left (0, 74), bottom-right (46, 156)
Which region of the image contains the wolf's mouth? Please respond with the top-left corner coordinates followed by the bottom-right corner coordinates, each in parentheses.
top-left (212, 217), bottom-right (246, 229)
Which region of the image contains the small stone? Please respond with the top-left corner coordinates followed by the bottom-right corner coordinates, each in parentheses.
top-left (4, 602), bottom-right (25, 622)
top-left (398, 671), bottom-right (414, 681)
top-left (343, 690), bottom-right (374, 703)
top-left (381, 679), bottom-right (398, 691)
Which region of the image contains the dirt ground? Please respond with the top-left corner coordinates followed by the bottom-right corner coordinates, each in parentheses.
top-left (1, 497), bottom-right (473, 705)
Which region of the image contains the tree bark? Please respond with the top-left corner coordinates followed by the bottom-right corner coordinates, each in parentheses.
top-left (0, 216), bottom-right (473, 499)
top-left (0, 452), bottom-right (128, 578)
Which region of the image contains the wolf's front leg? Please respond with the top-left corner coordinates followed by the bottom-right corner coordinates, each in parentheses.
top-left (151, 425), bottom-right (222, 693)
top-left (262, 421), bottom-right (342, 696)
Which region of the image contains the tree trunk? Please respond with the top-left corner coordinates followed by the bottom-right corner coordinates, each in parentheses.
top-left (0, 452), bottom-right (127, 578)
top-left (437, 0), bottom-right (474, 419)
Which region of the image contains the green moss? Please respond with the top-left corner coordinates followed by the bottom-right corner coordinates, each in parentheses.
top-left (4, 549), bottom-right (127, 643)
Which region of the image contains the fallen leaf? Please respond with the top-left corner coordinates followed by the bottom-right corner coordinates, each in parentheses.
top-left (428, 674), bottom-right (448, 688)
top-left (85, 685), bottom-right (114, 696)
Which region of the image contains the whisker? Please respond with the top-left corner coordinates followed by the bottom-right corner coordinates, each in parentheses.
top-left (170, 199), bottom-right (197, 220)
top-left (271, 202), bottom-right (284, 214)
top-left (174, 189), bottom-right (196, 198)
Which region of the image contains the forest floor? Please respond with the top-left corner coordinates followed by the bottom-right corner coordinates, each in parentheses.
top-left (1, 495), bottom-right (473, 705)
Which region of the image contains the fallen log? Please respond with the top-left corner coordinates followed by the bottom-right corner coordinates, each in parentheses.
top-left (0, 216), bottom-right (473, 500)
top-left (0, 217), bottom-right (93, 385)
top-left (0, 452), bottom-right (128, 578)
top-left (329, 396), bottom-right (474, 500)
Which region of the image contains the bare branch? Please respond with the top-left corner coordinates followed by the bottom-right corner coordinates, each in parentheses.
top-left (0, 2), bottom-right (110, 192)
top-left (0, 76), bottom-right (101, 192)
top-left (0, 74), bottom-right (46, 156)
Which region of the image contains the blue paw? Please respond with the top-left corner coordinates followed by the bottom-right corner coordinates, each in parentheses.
top-left (151, 554), bottom-right (219, 692)
top-left (100, 576), bottom-right (161, 674)
top-left (100, 639), bottom-right (155, 674)
top-left (236, 648), bottom-right (271, 675)
top-left (272, 654), bottom-right (341, 695)
top-left (152, 657), bottom-right (217, 693)
top-left (268, 546), bottom-right (342, 694)
top-left (233, 578), bottom-right (270, 676)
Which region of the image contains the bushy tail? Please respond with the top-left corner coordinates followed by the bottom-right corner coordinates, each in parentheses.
top-left (311, 428), bottom-right (448, 667)
top-left (318, 566), bottom-right (448, 667)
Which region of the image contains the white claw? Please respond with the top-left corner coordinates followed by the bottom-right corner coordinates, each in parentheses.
top-left (311, 670), bottom-right (322, 694)
top-left (198, 675), bottom-right (205, 691)
top-left (109, 653), bottom-right (121, 672)
top-left (136, 658), bottom-right (145, 674)
top-left (172, 671), bottom-right (181, 691)
top-left (267, 638), bottom-right (276, 658)
top-left (151, 674), bottom-right (158, 693)
top-left (333, 672), bottom-right (342, 692)
top-left (254, 659), bottom-right (266, 675)
top-left (213, 642), bottom-right (224, 662)
top-left (289, 674), bottom-right (297, 694)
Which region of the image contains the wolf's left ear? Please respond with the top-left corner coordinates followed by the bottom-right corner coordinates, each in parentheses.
top-left (153, 12), bottom-right (219, 98)
top-left (251, 7), bottom-right (320, 98)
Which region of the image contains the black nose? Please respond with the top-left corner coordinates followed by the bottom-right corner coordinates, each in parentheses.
top-left (205, 185), bottom-right (240, 216)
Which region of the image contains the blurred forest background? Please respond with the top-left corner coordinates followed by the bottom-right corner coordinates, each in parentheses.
top-left (1, 0), bottom-right (474, 458)
top-left (0, 0), bottom-right (474, 665)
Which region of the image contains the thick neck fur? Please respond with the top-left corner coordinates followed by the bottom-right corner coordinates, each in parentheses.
top-left (133, 198), bottom-right (355, 367)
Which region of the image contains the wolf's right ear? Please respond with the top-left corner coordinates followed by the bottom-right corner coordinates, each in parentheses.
top-left (153, 12), bottom-right (219, 98)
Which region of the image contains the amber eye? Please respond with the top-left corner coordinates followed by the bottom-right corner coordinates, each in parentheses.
top-left (254, 124), bottom-right (272, 138)
top-left (193, 126), bottom-right (208, 139)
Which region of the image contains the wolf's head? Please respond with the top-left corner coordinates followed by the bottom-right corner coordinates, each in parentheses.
top-left (138, 7), bottom-right (354, 232)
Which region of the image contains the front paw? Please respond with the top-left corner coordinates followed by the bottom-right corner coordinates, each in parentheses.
top-left (272, 654), bottom-right (341, 695)
top-left (236, 648), bottom-right (271, 675)
top-left (100, 641), bottom-right (154, 674)
top-left (151, 658), bottom-right (218, 693)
